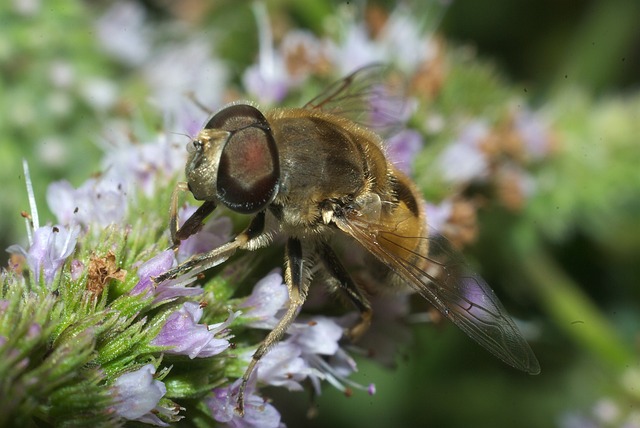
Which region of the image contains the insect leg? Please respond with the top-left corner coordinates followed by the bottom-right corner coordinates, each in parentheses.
top-left (154, 211), bottom-right (266, 284)
top-left (237, 237), bottom-right (309, 415)
top-left (168, 182), bottom-right (218, 246)
top-left (318, 242), bottom-right (372, 341)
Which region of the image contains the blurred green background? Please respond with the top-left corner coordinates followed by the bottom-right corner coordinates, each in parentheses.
top-left (2, 0), bottom-right (639, 427)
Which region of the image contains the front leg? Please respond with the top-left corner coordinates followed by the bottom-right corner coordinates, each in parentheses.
top-left (154, 211), bottom-right (266, 284)
top-left (237, 237), bottom-right (309, 416)
top-left (168, 182), bottom-right (217, 247)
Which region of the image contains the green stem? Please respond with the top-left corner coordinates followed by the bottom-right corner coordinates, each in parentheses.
top-left (514, 234), bottom-right (635, 370)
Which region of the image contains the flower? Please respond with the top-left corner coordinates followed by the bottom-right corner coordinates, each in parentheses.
top-left (142, 37), bottom-right (228, 135)
top-left (207, 379), bottom-right (284, 428)
top-left (112, 364), bottom-right (169, 426)
top-left (95, 1), bottom-right (151, 66)
top-left (151, 301), bottom-right (235, 358)
top-left (425, 199), bottom-right (453, 235)
top-left (239, 271), bottom-right (289, 329)
top-left (386, 129), bottom-right (424, 175)
top-left (242, 3), bottom-right (294, 104)
top-left (99, 131), bottom-right (186, 198)
top-left (513, 107), bottom-right (553, 160)
top-left (437, 121), bottom-right (490, 184)
top-left (251, 342), bottom-right (310, 391)
top-left (7, 224), bottom-right (80, 285)
top-left (131, 250), bottom-right (202, 303)
top-left (47, 177), bottom-right (127, 228)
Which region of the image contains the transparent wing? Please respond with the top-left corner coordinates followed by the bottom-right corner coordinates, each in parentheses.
top-left (303, 63), bottom-right (411, 138)
top-left (333, 207), bottom-right (541, 375)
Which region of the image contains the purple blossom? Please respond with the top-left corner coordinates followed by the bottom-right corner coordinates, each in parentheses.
top-left (131, 251), bottom-right (202, 303)
top-left (288, 316), bottom-right (343, 356)
top-left (131, 250), bottom-right (175, 296)
top-left (151, 301), bottom-right (235, 358)
top-left (289, 317), bottom-right (372, 396)
top-left (328, 6), bottom-right (441, 76)
top-left (386, 129), bottom-right (424, 175)
top-left (242, 63), bottom-right (291, 106)
top-left (100, 132), bottom-right (186, 198)
top-left (514, 108), bottom-right (552, 160)
top-left (378, 6), bottom-right (441, 72)
top-left (438, 121), bottom-right (490, 184)
top-left (425, 199), bottom-right (453, 236)
top-left (241, 2), bottom-right (293, 104)
top-left (239, 271), bottom-right (288, 329)
top-left (96, 1), bottom-right (151, 66)
top-left (47, 177), bottom-right (127, 228)
top-left (142, 37), bottom-right (227, 135)
top-left (329, 23), bottom-right (385, 75)
top-left (112, 364), bottom-right (169, 426)
top-left (248, 342), bottom-right (311, 391)
top-left (7, 224), bottom-right (80, 285)
top-left (207, 379), bottom-right (284, 428)
top-left (177, 206), bottom-right (232, 262)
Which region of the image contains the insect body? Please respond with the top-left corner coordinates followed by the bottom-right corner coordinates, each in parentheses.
top-left (155, 67), bottom-right (540, 415)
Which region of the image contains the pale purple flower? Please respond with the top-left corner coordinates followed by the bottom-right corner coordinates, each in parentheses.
top-left (131, 250), bottom-right (175, 296)
top-left (378, 5), bottom-right (441, 72)
top-left (288, 316), bottom-right (343, 356)
top-left (514, 107), bottom-right (552, 160)
top-left (177, 206), bottom-right (233, 262)
top-left (143, 37), bottom-right (227, 135)
top-left (329, 23), bottom-right (385, 75)
top-left (249, 342), bottom-right (311, 391)
top-left (207, 379), bottom-right (284, 428)
top-left (438, 121), bottom-right (490, 184)
top-left (131, 251), bottom-right (202, 303)
top-left (47, 176), bottom-right (127, 228)
top-left (151, 301), bottom-right (234, 358)
top-left (386, 129), bottom-right (424, 175)
top-left (96, 1), bottom-right (151, 66)
top-left (242, 3), bottom-right (292, 104)
top-left (328, 5), bottom-right (442, 76)
top-left (242, 64), bottom-right (291, 105)
top-left (113, 364), bottom-right (169, 426)
top-left (425, 199), bottom-right (453, 236)
top-left (304, 343), bottom-right (373, 397)
top-left (7, 224), bottom-right (80, 285)
top-left (286, 316), bottom-right (374, 396)
top-left (239, 271), bottom-right (289, 329)
top-left (100, 131), bottom-right (186, 198)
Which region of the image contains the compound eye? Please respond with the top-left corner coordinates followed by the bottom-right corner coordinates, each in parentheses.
top-left (186, 139), bottom-right (201, 154)
top-left (214, 105), bottom-right (280, 214)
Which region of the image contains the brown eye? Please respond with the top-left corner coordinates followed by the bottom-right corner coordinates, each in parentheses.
top-left (212, 105), bottom-right (280, 214)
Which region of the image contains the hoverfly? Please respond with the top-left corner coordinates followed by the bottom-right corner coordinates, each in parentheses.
top-left (154, 65), bottom-right (540, 415)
